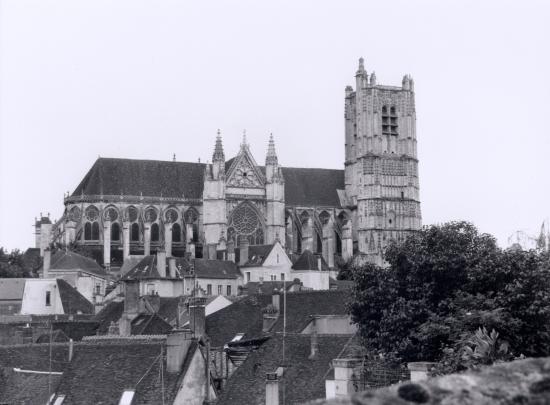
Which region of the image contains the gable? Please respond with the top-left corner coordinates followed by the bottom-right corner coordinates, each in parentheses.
top-left (262, 243), bottom-right (292, 268)
top-left (226, 147), bottom-right (265, 189)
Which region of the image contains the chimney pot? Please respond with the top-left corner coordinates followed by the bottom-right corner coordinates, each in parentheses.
top-left (189, 296), bottom-right (207, 338)
top-left (265, 372), bottom-right (279, 405)
top-left (43, 248), bottom-right (51, 278)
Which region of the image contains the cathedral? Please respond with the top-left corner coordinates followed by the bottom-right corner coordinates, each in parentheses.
top-left (35, 59), bottom-right (422, 269)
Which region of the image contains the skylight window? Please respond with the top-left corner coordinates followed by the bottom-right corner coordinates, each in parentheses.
top-left (231, 333), bottom-right (244, 342)
top-left (118, 390), bottom-right (135, 405)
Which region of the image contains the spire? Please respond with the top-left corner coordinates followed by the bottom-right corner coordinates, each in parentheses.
top-left (370, 71), bottom-right (377, 86)
top-left (212, 129), bottom-right (225, 162)
top-left (266, 133), bottom-right (278, 166)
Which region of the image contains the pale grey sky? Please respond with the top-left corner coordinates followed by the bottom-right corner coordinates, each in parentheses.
top-left (1, 0), bottom-right (549, 250)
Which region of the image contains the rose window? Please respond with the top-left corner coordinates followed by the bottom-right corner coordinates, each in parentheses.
top-left (228, 203), bottom-right (264, 245)
top-left (144, 208), bottom-right (158, 223)
top-left (184, 208), bottom-right (199, 224)
top-left (69, 206), bottom-right (81, 222)
top-left (164, 209), bottom-right (178, 223)
top-left (126, 206), bottom-right (138, 222)
top-left (104, 207), bottom-right (118, 221)
top-left (85, 206), bottom-right (99, 222)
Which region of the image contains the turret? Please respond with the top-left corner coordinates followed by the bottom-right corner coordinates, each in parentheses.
top-left (202, 130), bottom-right (227, 255)
top-left (355, 57), bottom-right (368, 89)
top-left (402, 74), bottom-right (411, 91)
top-left (265, 133), bottom-right (279, 180)
top-left (370, 71), bottom-right (377, 86)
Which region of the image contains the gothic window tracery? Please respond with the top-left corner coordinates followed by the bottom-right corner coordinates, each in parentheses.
top-left (111, 223), bottom-right (121, 241)
top-left (184, 208), bottom-right (199, 242)
top-left (104, 206), bottom-right (119, 222)
top-left (382, 105), bottom-right (398, 136)
top-left (164, 208), bottom-right (178, 224)
top-left (85, 206), bottom-right (99, 222)
top-left (69, 206), bottom-right (81, 222)
top-left (91, 222), bottom-right (100, 240)
top-left (144, 207), bottom-right (158, 223)
top-left (126, 206), bottom-right (138, 223)
top-left (227, 203), bottom-right (264, 246)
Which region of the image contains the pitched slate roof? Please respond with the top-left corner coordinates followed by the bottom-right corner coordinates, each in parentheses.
top-left (121, 255), bottom-right (161, 280)
top-left (292, 250), bottom-right (330, 271)
top-left (178, 257), bottom-right (241, 279)
top-left (0, 278), bottom-right (26, 301)
top-left (205, 290), bottom-right (349, 347)
top-left (0, 343), bottom-right (70, 372)
top-left (241, 244), bottom-right (276, 267)
top-left (94, 301), bottom-right (124, 334)
top-left (217, 334), bottom-right (352, 405)
top-left (0, 369), bottom-right (62, 405)
top-left (57, 279), bottom-right (95, 314)
top-left (240, 280), bottom-right (300, 295)
top-left (54, 341), bottom-right (184, 405)
top-left (49, 250), bottom-right (107, 277)
top-left (131, 313), bottom-right (173, 335)
top-left (72, 157), bottom-right (206, 199)
top-left (71, 157), bottom-right (345, 207)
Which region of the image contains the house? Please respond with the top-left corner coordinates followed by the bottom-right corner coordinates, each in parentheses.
top-left (179, 257), bottom-right (243, 297)
top-left (41, 248), bottom-right (109, 304)
top-left (0, 278), bottom-right (94, 317)
top-left (238, 241), bottom-right (293, 283)
top-left (291, 249), bottom-right (331, 290)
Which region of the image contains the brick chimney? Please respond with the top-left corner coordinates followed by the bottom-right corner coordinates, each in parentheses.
top-left (272, 290), bottom-right (280, 312)
top-left (120, 279), bottom-right (140, 336)
top-left (317, 256), bottom-right (322, 271)
top-left (166, 329), bottom-right (194, 373)
top-left (239, 237), bottom-right (249, 266)
top-left (189, 296), bottom-right (207, 338)
top-left (168, 257), bottom-right (177, 278)
top-left (157, 249), bottom-right (167, 278)
top-left (265, 372), bottom-right (279, 405)
top-left (43, 247), bottom-right (51, 279)
top-left (227, 239), bottom-right (235, 262)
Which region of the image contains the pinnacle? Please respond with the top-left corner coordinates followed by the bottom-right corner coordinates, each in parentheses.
top-left (212, 129), bottom-right (225, 162)
top-left (266, 133), bottom-right (278, 166)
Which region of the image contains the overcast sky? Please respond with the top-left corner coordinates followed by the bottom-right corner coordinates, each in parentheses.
top-left (1, 0), bottom-right (549, 250)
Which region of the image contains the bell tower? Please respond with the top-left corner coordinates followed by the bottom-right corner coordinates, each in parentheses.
top-left (345, 58), bottom-right (422, 265)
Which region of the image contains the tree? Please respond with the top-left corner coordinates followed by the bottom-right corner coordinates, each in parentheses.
top-left (0, 248), bottom-right (40, 278)
top-left (347, 221), bottom-right (550, 372)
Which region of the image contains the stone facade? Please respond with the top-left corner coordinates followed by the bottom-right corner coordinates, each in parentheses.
top-left (37, 59), bottom-right (421, 269)
top-left (345, 58), bottom-right (422, 266)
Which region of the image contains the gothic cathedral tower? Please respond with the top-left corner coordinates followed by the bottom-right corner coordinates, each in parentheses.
top-left (345, 58), bottom-right (422, 265)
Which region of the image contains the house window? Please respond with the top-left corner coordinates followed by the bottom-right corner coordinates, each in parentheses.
top-left (95, 284), bottom-right (101, 295)
top-left (226, 285), bottom-right (232, 296)
top-left (217, 285), bottom-right (223, 295)
top-left (281, 273), bottom-right (285, 281)
top-left (207, 284), bottom-right (212, 295)
top-left (246, 272), bottom-right (251, 282)
top-left (45, 291), bottom-right (51, 306)
top-left (271, 275), bottom-right (276, 281)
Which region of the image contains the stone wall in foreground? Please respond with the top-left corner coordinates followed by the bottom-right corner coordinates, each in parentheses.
top-left (310, 357), bottom-right (550, 405)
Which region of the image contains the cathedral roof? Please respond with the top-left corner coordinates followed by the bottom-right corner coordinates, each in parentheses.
top-left (72, 157), bottom-right (345, 207)
top-left (48, 250), bottom-right (108, 277)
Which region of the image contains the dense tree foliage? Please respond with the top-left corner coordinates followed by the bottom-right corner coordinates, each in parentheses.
top-left (0, 248), bottom-right (41, 278)
top-left (348, 222), bottom-right (550, 371)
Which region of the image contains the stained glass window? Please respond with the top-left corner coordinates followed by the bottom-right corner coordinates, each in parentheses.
top-left (127, 206), bottom-right (138, 223)
top-left (228, 203), bottom-right (264, 246)
top-left (85, 206), bottom-right (99, 222)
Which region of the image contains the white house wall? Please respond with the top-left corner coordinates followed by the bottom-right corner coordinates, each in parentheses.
top-left (21, 279), bottom-right (64, 315)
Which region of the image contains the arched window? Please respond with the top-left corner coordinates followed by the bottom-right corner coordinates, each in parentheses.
top-left (151, 223), bottom-right (160, 242)
top-left (184, 208), bottom-right (200, 243)
top-left (316, 233), bottom-right (323, 254)
top-left (84, 223), bottom-right (92, 240)
top-left (227, 203), bottom-right (265, 246)
top-left (172, 223), bottom-right (181, 243)
top-left (131, 223), bottom-right (140, 242)
top-left (111, 223), bottom-right (120, 241)
top-left (91, 222), bottom-right (100, 240)
top-left (335, 232), bottom-right (342, 255)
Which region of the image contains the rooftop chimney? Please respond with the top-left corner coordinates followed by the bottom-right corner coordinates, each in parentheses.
top-left (272, 290), bottom-right (280, 312)
top-left (120, 279), bottom-right (140, 336)
top-left (265, 372), bottom-right (279, 405)
top-left (68, 338), bottom-right (74, 362)
top-left (157, 249), bottom-right (167, 278)
top-left (167, 329), bottom-right (194, 373)
top-left (309, 328), bottom-right (319, 360)
top-left (43, 247), bottom-right (51, 279)
top-left (227, 239), bottom-right (235, 263)
top-left (168, 257), bottom-right (177, 278)
top-left (239, 237), bottom-right (249, 266)
top-left (317, 256), bottom-right (322, 271)
top-left (189, 296), bottom-right (207, 338)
